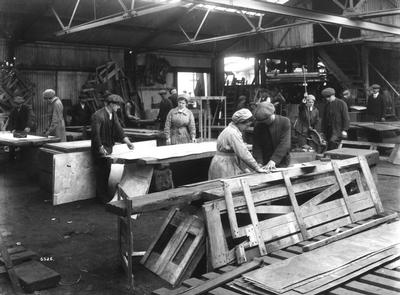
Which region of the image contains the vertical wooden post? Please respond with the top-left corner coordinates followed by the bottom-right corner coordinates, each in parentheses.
top-left (361, 45), bottom-right (369, 104)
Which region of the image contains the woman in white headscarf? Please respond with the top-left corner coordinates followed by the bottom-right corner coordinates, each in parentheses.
top-left (208, 108), bottom-right (267, 180)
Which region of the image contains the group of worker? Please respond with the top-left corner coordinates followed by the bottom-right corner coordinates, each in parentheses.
top-left (2, 83), bottom-right (389, 203)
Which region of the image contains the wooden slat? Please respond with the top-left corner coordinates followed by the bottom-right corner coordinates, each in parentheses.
top-left (172, 259), bottom-right (263, 295)
top-left (223, 181), bottom-right (246, 265)
top-left (331, 160), bottom-right (356, 222)
top-left (282, 171), bottom-right (309, 240)
top-left (358, 274), bottom-right (400, 292)
top-left (374, 268), bottom-right (400, 280)
top-left (302, 213), bottom-right (398, 251)
top-left (358, 156), bottom-right (384, 214)
top-left (241, 179), bottom-right (267, 256)
top-left (202, 203), bottom-right (230, 268)
top-left (141, 208), bottom-right (179, 264)
top-left (344, 280), bottom-right (399, 295)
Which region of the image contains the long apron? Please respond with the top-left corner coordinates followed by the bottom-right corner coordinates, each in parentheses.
top-left (170, 126), bottom-right (190, 145)
top-left (208, 151), bottom-right (246, 180)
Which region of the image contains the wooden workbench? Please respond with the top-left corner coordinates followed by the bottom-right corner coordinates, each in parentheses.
top-left (0, 131), bottom-right (59, 146)
top-left (106, 141), bottom-right (217, 201)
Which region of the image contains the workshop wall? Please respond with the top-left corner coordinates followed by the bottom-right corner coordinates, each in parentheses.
top-left (1, 40), bottom-right (125, 133)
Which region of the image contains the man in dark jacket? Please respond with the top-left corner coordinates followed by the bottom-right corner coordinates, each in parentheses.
top-left (321, 87), bottom-right (349, 150)
top-left (157, 89), bottom-right (173, 130)
top-left (6, 96), bottom-right (36, 133)
top-left (91, 93), bottom-right (134, 203)
top-left (252, 102), bottom-right (291, 170)
top-left (168, 88), bottom-right (178, 108)
top-left (71, 93), bottom-right (92, 126)
top-left (366, 84), bottom-right (385, 121)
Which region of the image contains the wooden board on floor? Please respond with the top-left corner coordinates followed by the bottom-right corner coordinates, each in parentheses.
top-left (13, 260), bottom-right (60, 293)
top-left (242, 221), bottom-right (400, 294)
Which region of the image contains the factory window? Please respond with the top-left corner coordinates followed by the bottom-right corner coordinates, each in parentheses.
top-left (177, 72), bottom-right (210, 97)
top-left (224, 56), bottom-right (255, 86)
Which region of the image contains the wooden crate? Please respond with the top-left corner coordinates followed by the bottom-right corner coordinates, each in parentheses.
top-left (141, 208), bottom-right (206, 287)
top-left (203, 156), bottom-right (383, 268)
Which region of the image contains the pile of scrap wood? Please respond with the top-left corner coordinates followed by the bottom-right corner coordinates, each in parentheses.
top-left (80, 61), bottom-right (144, 118)
top-left (0, 65), bottom-right (35, 113)
top-left (122, 155), bottom-right (398, 289)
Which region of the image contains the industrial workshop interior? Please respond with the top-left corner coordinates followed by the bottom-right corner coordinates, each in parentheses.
top-left (1, 0), bottom-right (400, 294)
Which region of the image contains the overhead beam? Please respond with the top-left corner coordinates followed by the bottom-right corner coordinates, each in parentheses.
top-left (178, 20), bottom-right (311, 45)
top-left (350, 8), bottom-right (400, 19)
top-left (184, 0), bottom-right (400, 36)
top-left (54, 2), bottom-right (183, 36)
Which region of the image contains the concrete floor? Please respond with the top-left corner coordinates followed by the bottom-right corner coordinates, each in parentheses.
top-left (0, 156), bottom-right (399, 294)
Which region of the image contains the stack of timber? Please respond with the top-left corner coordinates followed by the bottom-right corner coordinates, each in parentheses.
top-left (238, 222), bottom-right (400, 295)
top-left (147, 154), bottom-right (398, 293)
top-left (153, 217), bottom-right (400, 295)
top-left (0, 66), bottom-right (35, 113)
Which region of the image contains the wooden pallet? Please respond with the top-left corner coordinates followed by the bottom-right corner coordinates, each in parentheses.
top-left (141, 208), bottom-right (206, 287)
top-left (152, 216), bottom-right (399, 295)
top-left (203, 156), bottom-right (383, 269)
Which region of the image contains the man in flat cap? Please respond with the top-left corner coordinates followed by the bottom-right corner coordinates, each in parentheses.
top-left (70, 93), bottom-right (93, 126)
top-left (156, 89), bottom-right (173, 130)
top-left (91, 93), bottom-right (134, 203)
top-left (6, 95), bottom-right (36, 134)
top-left (5, 95), bottom-right (37, 160)
top-left (43, 89), bottom-right (66, 142)
top-left (367, 84), bottom-right (385, 121)
top-left (168, 87), bottom-right (178, 108)
top-left (252, 102), bottom-right (291, 171)
top-left (321, 87), bottom-right (349, 150)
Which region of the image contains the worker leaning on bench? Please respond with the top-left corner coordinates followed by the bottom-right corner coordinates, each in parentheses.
top-left (91, 93), bottom-right (134, 204)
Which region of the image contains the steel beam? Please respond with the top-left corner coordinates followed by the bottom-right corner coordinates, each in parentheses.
top-left (178, 20), bottom-right (311, 45)
top-left (350, 8), bottom-right (400, 19)
top-left (55, 2), bottom-right (183, 36)
top-left (184, 0), bottom-right (400, 36)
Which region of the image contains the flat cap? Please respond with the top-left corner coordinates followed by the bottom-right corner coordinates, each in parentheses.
top-left (159, 89), bottom-right (168, 95)
top-left (254, 102), bottom-right (275, 121)
top-left (43, 89), bottom-right (56, 99)
top-left (105, 94), bottom-right (124, 103)
top-left (371, 84), bottom-right (380, 89)
top-left (232, 108), bottom-right (253, 124)
top-left (321, 87), bottom-right (335, 98)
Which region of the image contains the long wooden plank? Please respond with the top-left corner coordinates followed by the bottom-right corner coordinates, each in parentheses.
top-left (202, 203), bottom-right (230, 268)
top-left (107, 158), bottom-right (374, 216)
top-left (358, 156), bottom-right (384, 213)
top-left (359, 274), bottom-right (400, 292)
top-left (241, 179), bottom-right (267, 256)
top-left (332, 161), bottom-right (356, 222)
top-left (303, 213), bottom-right (398, 251)
top-left (174, 259), bottom-right (263, 295)
top-left (282, 171), bottom-right (309, 240)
